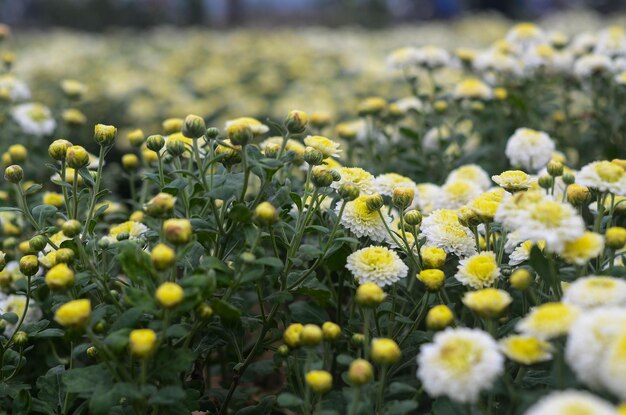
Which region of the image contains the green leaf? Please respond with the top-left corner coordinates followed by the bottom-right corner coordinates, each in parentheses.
top-left (110, 307), bottom-right (143, 331)
top-left (36, 365), bottom-right (65, 411)
top-left (211, 299), bottom-right (241, 323)
top-left (277, 392), bottom-right (303, 409)
top-left (1, 312), bottom-right (18, 324)
top-left (32, 204), bottom-right (57, 225)
top-left (147, 385), bottom-right (186, 405)
top-left (117, 242), bottom-right (153, 284)
top-left (63, 364), bottom-right (112, 396)
top-left (24, 184), bottom-right (42, 195)
top-left (529, 246), bottom-right (551, 283)
top-left (385, 400), bottom-right (418, 415)
top-left (288, 301), bottom-right (328, 324)
top-left (254, 257), bottom-right (283, 268)
top-left (31, 328), bottom-right (65, 338)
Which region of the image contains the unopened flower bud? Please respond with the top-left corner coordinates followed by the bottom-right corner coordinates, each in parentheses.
top-left (94, 124), bottom-right (117, 147)
top-left (566, 184), bottom-right (591, 206)
top-left (264, 143), bottom-right (280, 159)
top-left (305, 370), bottom-right (332, 395)
top-left (151, 243), bottom-right (176, 271)
top-left (371, 338), bottom-right (401, 365)
top-left (122, 154), bottom-right (140, 171)
top-left (86, 346), bottom-right (98, 360)
top-left (339, 183), bottom-right (360, 201)
top-left (206, 127), bottom-right (220, 139)
top-left (277, 344), bottom-right (290, 357)
top-left (48, 139), bottom-right (73, 161)
top-left (182, 114), bottom-right (206, 139)
top-left (63, 109), bottom-right (86, 126)
top-left (404, 209), bottom-right (422, 226)
top-left (55, 248), bottom-right (75, 264)
top-left (562, 172), bottom-right (575, 185)
top-left (45, 263), bottom-right (75, 290)
top-left (538, 175), bottom-right (554, 190)
top-left (365, 194), bottom-right (384, 212)
top-left (606, 227), bottom-right (626, 250)
top-left (322, 321), bottom-right (341, 341)
top-left (330, 169), bottom-right (341, 182)
top-left (426, 305), bottom-right (454, 330)
top-left (144, 193), bottom-right (176, 218)
top-left (227, 123), bottom-right (253, 146)
top-left (457, 206), bottom-right (480, 227)
top-left (285, 110), bottom-right (308, 134)
top-left (166, 138), bottom-right (186, 157)
top-left (62, 220), bottom-right (81, 238)
top-left (418, 269), bottom-right (445, 291)
top-left (54, 299), bottom-right (91, 328)
top-left (162, 118), bottom-right (183, 135)
top-left (163, 218), bottom-right (192, 245)
top-left (19, 254), bottom-right (39, 276)
top-left (66, 146), bottom-right (90, 169)
top-left (311, 166), bottom-right (334, 188)
top-left (129, 329), bottom-right (157, 358)
top-left (146, 135), bottom-right (165, 152)
top-left (355, 282), bottom-right (385, 307)
top-left (547, 160), bottom-right (564, 177)
top-left (348, 359), bottom-right (374, 386)
top-left (303, 147), bottom-right (324, 166)
top-left (4, 165), bottom-right (22, 183)
top-left (254, 201), bottom-right (277, 225)
top-left (433, 100), bottom-right (448, 113)
top-left (155, 282), bottom-right (184, 309)
top-left (421, 246), bottom-right (446, 269)
top-left (28, 235), bottom-right (46, 252)
top-left (510, 268), bottom-right (533, 291)
top-left (351, 333), bottom-right (365, 346)
top-left (300, 324), bottom-right (323, 347)
top-left (196, 303), bottom-right (213, 320)
top-left (310, 112), bottom-right (331, 129)
top-left (357, 97), bottom-right (386, 117)
top-left (392, 187), bottom-right (415, 209)
top-left (8, 144), bottom-right (27, 164)
top-left (283, 323), bottom-right (304, 348)
top-left (127, 129), bottom-right (145, 147)
top-left (14, 331), bottom-right (28, 346)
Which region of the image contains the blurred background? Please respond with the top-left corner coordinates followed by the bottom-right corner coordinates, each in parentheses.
top-left (1, 0), bottom-right (625, 30)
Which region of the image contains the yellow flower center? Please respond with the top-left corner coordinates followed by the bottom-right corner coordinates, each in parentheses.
top-left (438, 338), bottom-right (482, 375)
top-left (595, 161), bottom-right (624, 183)
top-left (466, 255), bottom-right (498, 281)
top-left (27, 104), bottom-right (48, 122)
top-left (359, 247), bottom-right (393, 267)
top-left (530, 201), bottom-right (565, 226)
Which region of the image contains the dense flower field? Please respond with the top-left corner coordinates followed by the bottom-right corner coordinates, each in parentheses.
top-left (0, 11), bottom-right (625, 415)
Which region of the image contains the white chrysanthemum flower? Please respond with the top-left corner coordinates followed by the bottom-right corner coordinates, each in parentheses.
top-left (417, 327), bottom-right (504, 404)
top-left (491, 170), bottom-right (536, 192)
top-left (394, 96), bottom-right (423, 113)
top-left (446, 164), bottom-right (492, 190)
top-left (339, 195), bottom-right (391, 242)
top-left (517, 302), bottom-right (580, 340)
top-left (304, 135), bottom-right (341, 159)
top-left (563, 276), bottom-right (626, 309)
top-left (495, 190), bottom-right (546, 230)
top-left (599, 331), bottom-right (626, 400)
top-left (415, 46), bottom-right (450, 69)
top-left (0, 74), bottom-right (31, 101)
top-left (561, 232), bottom-right (605, 265)
top-left (573, 54), bottom-right (613, 78)
top-left (525, 390), bottom-right (617, 415)
top-left (594, 26), bottom-right (626, 57)
top-left (422, 125), bottom-right (451, 152)
top-left (346, 246), bottom-right (408, 287)
top-left (499, 335), bottom-right (553, 365)
top-left (453, 78), bottom-right (492, 100)
top-left (414, 183), bottom-right (442, 215)
top-left (435, 180), bottom-right (483, 209)
top-left (11, 103), bottom-right (56, 137)
top-left (503, 197), bottom-right (585, 254)
top-left (420, 209), bottom-right (476, 258)
top-left (577, 161), bottom-right (626, 196)
top-left (331, 167), bottom-right (375, 195)
top-left (509, 240), bottom-right (545, 266)
top-left (566, 307), bottom-right (626, 388)
top-left (387, 47), bottom-right (420, 70)
top-left (505, 128), bottom-right (555, 172)
top-left (373, 173), bottom-right (417, 197)
top-left (224, 117), bottom-right (269, 135)
top-left (0, 294), bottom-right (43, 336)
top-left (455, 251), bottom-right (500, 289)
top-left (570, 32), bottom-right (597, 55)
top-left (505, 22), bottom-right (546, 51)
top-left (104, 220), bottom-right (148, 244)
top-left (615, 71), bottom-right (626, 85)
top-left (473, 51), bottom-right (523, 78)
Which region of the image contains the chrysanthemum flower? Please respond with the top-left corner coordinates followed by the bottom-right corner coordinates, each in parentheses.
top-left (339, 195), bottom-right (391, 242)
top-left (455, 251), bottom-right (500, 289)
top-left (11, 103), bottom-right (56, 137)
top-left (577, 160), bottom-right (626, 196)
top-left (0, 294), bottom-right (42, 336)
top-left (499, 335), bottom-right (553, 365)
top-left (414, 183), bottom-right (442, 214)
top-left (562, 276), bottom-right (626, 309)
top-left (566, 307), bottom-right (626, 388)
top-left (417, 328), bottom-right (504, 404)
top-left (420, 209), bottom-right (476, 258)
top-left (505, 128), bottom-right (555, 172)
top-left (560, 232), bottom-right (605, 265)
top-left (492, 170), bottom-right (535, 192)
top-left (453, 78), bottom-right (492, 100)
top-left (260, 136), bottom-right (305, 158)
top-left (331, 167), bottom-right (375, 195)
top-left (106, 220), bottom-right (148, 243)
top-left (446, 164), bottom-right (492, 190)
top-left (508, 239), bottom-right (545, 266)
top-left (573, 53), bottom-right (613, 78)
top-left (599, 331), bottom-right (626, 400)
top-left (435, 180), bottom-right (482, 209)
top-left (374, 173), bottom-right (417, 197)
top-left (516, 302), bottom-right (580, 339)
top-left (224, 117), bottom-right (269, 135)
top-left (505, 22), bottom-right (546, 50)
top-left (415, 45), bottom-right (450, 69)
top-left (304, 135), bottom-right (341, 158)
top-left (386, 47), bottom-right (420, 70)
top-left (462, 288), bottom-right (512, 318)
top-left (346, 246), bottom-right (408, 287)
top-left (525, 390), bottom-right (617, 415)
